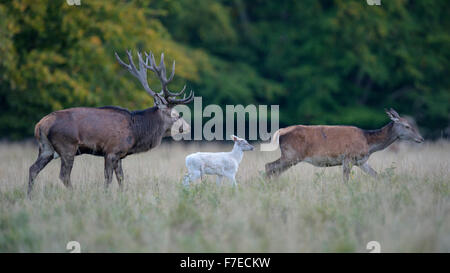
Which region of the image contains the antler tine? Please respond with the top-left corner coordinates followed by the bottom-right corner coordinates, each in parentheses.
top-left (140, 50), bottom-right (194, 106)
top-left (145, 51), bottom-right (158, 73)
top-left (136, 51), bottom-right (146, 73)
top-left (166, 84), bottom-right (186, 97)
top-left (115, 51), bottom-right (133, 75)
top-left (168, 60), bottom-right (175, 82)
top-left (159, 53), bottom-right (166, 81)
top-left (160, 59), bottom-right (180, 97)
top-left (116, 50), bottom-right (163, 105)
top-left (167, 89), bottom-right (194, 105)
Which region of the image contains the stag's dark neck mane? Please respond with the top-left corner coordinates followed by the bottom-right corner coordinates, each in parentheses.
top-left (363, 121), bottom-right (398, 154)
top-left (130, 106), bottom-right (166, 154)
top-left (99, 106), bottom-right (165, 154)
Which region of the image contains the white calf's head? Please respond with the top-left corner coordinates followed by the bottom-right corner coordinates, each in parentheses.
top-left (231, 135), bottom-right (254, 151)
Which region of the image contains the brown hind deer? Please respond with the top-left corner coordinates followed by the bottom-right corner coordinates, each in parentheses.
top-left (265, 109), bottom-right (424, 182)
top-left (28, 50), bottom-right (193, 195)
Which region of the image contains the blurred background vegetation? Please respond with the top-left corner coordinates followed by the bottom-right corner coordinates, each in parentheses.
top-left (0, 0), bottom-right (448, 139)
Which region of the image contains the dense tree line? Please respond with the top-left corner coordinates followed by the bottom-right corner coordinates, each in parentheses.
top-left (0, 0), bottom-right (448, 139)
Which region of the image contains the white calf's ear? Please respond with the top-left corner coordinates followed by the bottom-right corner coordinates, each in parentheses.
top-left (231, 135), bottom-right (238, 141)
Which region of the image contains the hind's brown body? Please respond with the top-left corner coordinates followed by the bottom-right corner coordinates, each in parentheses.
top-left (265, 109), bottom-right (424, 182)
top-left (277, 125), bottom-right (370, 167)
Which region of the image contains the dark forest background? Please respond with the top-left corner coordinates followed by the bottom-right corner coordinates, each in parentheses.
top-left (0, 0), bottom-right (448, 139)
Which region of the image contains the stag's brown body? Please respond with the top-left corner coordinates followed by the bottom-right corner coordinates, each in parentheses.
top-left (265, 109), bottom-right (424, 182)
top-left (28, 50), bottom-right (193, 195)
top-left (35, 107), bottom-right (166, 157)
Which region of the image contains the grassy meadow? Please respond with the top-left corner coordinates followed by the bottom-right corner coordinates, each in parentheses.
top-left (0, 141), bottom-right (449, 252)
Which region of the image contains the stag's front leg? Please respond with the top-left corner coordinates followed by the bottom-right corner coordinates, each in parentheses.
top-left (104, 154), bottom-right (118, 189)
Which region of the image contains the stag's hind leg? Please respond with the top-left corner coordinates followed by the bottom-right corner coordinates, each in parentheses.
top-left (28, 145), bottom-right (54, 196)
top-left (59, 155), bottom-right (75, 189)
top-left (53, 143), bottom-right (77, 189)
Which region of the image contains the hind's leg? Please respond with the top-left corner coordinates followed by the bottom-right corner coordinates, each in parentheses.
top-left (265, 157), bottom-right (298, 178)
top-left (342, 159), bottom-right (352, 183)
top-left (359, 162), bottom-right (378, 179)
top-left (28, 147), bottom-right (53, 196)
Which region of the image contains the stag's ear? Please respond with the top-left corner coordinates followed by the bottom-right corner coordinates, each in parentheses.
top-left (157, 104), bottom-right (168, 110)
top-left (231, 135), bottom-right (238, 141)
top-left (385, 108), bottom-right (400, 122)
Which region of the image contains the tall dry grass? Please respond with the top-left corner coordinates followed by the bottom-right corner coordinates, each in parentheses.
top-left (0, 141), bottom-right (449, 252)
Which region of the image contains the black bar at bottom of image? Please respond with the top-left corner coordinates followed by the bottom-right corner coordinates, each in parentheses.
top-left (0, 253), bottom-right (446, 272)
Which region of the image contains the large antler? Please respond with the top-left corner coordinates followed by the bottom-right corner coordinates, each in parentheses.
top-left (144, 51), bottom-right (194, 105)
top-left (115, 50), bottom-right (194, 107)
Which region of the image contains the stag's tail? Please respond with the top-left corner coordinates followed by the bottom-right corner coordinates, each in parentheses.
top-left (34, 114), bottom-right (59, 158)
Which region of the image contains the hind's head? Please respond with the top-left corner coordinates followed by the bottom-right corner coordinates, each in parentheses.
top-left (231, 135), bottom-right (254, 151)
top-left (386, 108), bottom-right (424, 143)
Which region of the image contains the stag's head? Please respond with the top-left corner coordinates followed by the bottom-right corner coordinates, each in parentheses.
top-left (386, 108), bottom-right (424, 143)
top-left (115, 50), bottom-right (193, 138)
top-left (164, 107), bottom-right (191, 137)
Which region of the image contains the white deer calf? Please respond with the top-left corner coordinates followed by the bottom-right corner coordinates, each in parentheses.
top-left (183, 135), bottom-right (254, 187)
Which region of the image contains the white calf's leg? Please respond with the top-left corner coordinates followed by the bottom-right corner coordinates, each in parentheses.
top-left (183, 169), bottom-right (202, 187)
top-left (224, 173), bottom-right (237, 187)
top-left (231, 176), bottom-right (237, 187)
top-left (182, 174), bottom-right (191, 187)
top-left (216, 175), bottom-right (223, 186)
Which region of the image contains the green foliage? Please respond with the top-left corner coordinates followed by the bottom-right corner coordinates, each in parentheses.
top-left (0, 0), bottom-right (448, 139)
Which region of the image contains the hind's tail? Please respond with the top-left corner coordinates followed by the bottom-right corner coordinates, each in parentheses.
top-left (260, 129), bottom-right (281, 152)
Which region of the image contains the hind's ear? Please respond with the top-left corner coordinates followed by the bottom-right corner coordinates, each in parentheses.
top-left (385, 108), bottom-right (400, 122)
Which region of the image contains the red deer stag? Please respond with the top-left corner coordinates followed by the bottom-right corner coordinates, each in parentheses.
top-left (265, 109), bottom-right (424, 182)
top-left (28, 50), bottom-right (193, 195)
